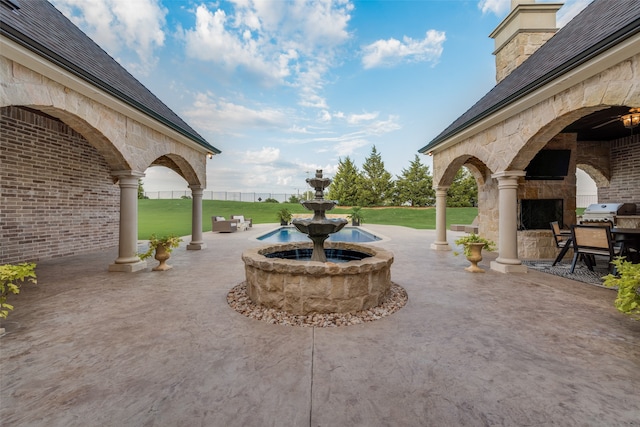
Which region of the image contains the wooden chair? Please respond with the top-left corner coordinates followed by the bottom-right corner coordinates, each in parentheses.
top-left (569, 224), bottom-right (622, 274)
top-left (550, 221), bottom-right (572, 266)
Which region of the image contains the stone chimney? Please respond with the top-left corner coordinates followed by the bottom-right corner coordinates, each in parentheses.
top-left (489, 0), bottom-right (563, 83)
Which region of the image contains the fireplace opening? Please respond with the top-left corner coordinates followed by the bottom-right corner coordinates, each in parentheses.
top-left (520, 199), bottom-right (564, 230)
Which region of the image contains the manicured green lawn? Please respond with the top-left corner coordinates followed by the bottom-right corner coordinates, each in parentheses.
top-left (137, 199), bottom-right (479, 239)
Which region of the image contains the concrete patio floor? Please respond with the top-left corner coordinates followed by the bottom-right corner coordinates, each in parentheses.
top-left (1, 224), bottom-right (639, 426)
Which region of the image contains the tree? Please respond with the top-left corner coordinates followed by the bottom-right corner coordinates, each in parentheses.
top-left (447, 167), bottom-right (478, 207)
top-left (327, 157), bottom-right (360, 205)
top-left (137, 179), bottom-right (146, 199)
top-left (394, 155), bottom-right (435, 206)
top-left (357, 146), bottom-right (394, 206)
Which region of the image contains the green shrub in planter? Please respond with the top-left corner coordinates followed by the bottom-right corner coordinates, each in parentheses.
top-left (603, 257), bottom-right (640, 319)
top-left (454, 233), bottom-right (496, 257)
top-left (0, 263), bottom-right (37, 319)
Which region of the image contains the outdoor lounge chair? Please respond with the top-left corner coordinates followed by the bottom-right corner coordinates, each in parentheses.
top-left (569, 224), bottom-right (622, 274)
top-left (212, 216), bottom-right (238, 233)
top-left (231, 215), bottom-right (252, 229)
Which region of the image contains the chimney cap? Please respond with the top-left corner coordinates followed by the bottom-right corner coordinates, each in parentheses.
top-left (490, 1), bottom-right (563, 51)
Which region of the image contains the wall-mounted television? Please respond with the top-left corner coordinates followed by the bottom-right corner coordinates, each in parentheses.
top-left (525, 149), bottom-right (571, 180)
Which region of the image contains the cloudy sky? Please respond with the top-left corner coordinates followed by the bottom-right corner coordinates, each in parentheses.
top-left (51, 0), bottom-right (593, 195)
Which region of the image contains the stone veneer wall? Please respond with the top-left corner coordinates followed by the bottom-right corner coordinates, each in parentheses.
top-left (495, 31), bottom-right (556, 83)
top-left (513, 134), bottom-right (577, 259)
top-left (0, 106), bottom-right (119, 263)
top-left (598, 135), bottom-right (640, 210)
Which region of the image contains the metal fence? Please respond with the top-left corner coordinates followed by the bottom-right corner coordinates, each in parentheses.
top-left (143, 191), bottom-right (304, 203)
top-left (576, 194), bottom-right (598, 208)
top-left (145, 191), bottom-right (599, 207)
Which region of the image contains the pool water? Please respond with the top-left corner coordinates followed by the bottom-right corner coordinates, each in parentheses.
top-left (257, 226), bottom-right (381, 243)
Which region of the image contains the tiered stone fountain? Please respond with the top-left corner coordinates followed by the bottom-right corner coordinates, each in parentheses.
top-left (242, 170), bottom-right (394, 315)
top-left (292, 170), bottom-right (348, 262)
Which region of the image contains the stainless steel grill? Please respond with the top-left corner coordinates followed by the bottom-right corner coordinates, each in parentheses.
top-left (581, 203), bottom-right (637, 225)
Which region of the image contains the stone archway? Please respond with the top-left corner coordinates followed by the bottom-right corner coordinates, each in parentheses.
top-left (431, 156), bottom-right (494, 252)
top-left (1, 57), bottom-right (211, 268)
top-left (428, 53), bottom-right (640, 270)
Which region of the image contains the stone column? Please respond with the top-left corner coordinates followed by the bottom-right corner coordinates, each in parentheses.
top-left (187, 184), bottom-right (206, 250)
top-left (490, 171), bottom-right (527, 274)
top-left (109, 171), bottom-right (147, 272)
top-left (431, 186), bottom-right (451, 251)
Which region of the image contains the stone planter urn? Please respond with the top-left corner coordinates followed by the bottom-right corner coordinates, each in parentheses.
top-left (464, 242), bottom-right (486, 273)
top-left (153, 244), bottom-right (172, 271)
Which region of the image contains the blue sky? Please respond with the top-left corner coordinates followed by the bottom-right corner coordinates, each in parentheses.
top-left (50, 0), bottom-right (593, 194)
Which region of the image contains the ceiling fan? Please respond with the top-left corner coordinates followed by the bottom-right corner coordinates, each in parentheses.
top-left (592, 107), bottom-right (640, 129)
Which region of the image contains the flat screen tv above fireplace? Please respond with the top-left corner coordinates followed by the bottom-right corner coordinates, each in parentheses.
top-left (525, 149), bottom-right (571, 180)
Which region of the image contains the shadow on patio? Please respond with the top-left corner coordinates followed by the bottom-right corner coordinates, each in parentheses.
top-left (1, 224), bottom-right (639, 426)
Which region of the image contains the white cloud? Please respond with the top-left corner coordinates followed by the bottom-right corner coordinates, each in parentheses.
top-left (183, 1), bottom-right (353, 106)
top-left (361, 30), bottom-right (446, 69)
top-left (308, 114), bottom-right (401, 157)
top-left (183, 92), bottom-right (289, 135)
top-left (51, 0), bottom-right (166, 74)
top-left (331, 139), bottom-right (370, 157)
top-left (478, 0), bottom-right (509, 15)
top-left (241, 147), bottom-right (280, 164)
top-left (347, 112), bottom-right (379, 125)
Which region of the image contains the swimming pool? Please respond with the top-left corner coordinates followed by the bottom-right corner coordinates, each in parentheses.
top-left (257, 226), bottom-right (382, 243)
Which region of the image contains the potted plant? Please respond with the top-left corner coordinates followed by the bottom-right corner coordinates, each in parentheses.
top-left (454, 233), bottom-right (496, 273)
top-left (277, 208), bottom-right (292, 225)
top-left (603, 257), bottom-right (640, 319)
top-left (348, 206), bottom-right (364, 226)
top-left (139, 234), bottom-right (182, 271)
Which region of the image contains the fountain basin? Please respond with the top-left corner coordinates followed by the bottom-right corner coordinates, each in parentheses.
top-left (242, 241), bottom-right (394, 315)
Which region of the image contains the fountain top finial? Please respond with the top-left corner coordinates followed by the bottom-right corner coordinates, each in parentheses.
top-left (306, 169), bottom-right (331, 199)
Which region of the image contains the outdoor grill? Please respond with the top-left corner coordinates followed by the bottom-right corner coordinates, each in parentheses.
top-left (581, 203), bottom-right (637, 225)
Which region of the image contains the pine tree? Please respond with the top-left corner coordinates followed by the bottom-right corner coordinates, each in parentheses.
top-left (447, 167), bottom-right (478, 207)
top-left (327, 157), bottom-right (360, 205)
top-left (394, 155), bottom-right (434, 206)
top-left (357, 146), bottom-right (394, 206)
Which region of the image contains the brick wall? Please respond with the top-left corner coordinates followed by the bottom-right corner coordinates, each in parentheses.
top-left (598, 135), bottom-right (640, 210)
top-left (1, 106), bottom-right (119, 264)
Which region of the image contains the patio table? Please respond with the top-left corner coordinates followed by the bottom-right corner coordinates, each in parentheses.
top-left (612, 228), bottom-right (640, 262)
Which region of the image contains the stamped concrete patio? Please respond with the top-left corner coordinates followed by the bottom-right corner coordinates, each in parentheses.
top-left (1, 224), bottom-right (639, 426)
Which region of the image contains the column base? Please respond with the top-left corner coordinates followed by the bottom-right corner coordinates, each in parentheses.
top-left (490, 261), bottom-right (528, 274)
top-left (430, 242), bottom-right (451, 251)
top-left (187, 242), bottom-right (207, 251)
top-left (109, 260), bottom-right (147, 273)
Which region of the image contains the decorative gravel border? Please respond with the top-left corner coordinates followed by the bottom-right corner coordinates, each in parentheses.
top-left (227, 282), bottom-right (408, 327)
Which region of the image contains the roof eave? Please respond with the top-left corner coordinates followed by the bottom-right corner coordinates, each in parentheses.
top-left (1, 24), bottom-right (221, 155)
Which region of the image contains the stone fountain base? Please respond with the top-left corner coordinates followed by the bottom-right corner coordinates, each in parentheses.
top-left (242, 241), bottom-right (394, 315)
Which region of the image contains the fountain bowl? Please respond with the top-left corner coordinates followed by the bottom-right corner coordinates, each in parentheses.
top-left (242, 241), bottom-right (394, 315)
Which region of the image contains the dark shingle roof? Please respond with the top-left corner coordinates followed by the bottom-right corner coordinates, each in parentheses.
top-left (1, 0), bottom-right (220, 154)
top-left (419, 0), bottom-right (640, 153)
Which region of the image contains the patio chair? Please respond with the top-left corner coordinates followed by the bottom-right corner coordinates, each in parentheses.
top-left (231, 215), bottom-right (252, 229)
top-left (569, 224), bottom-right (622, 274)
top-left (550, 221), bottom-right (572, 266)
top-left (212, 216), bottom-right (238, 233)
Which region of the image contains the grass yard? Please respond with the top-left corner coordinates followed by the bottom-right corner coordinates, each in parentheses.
top-left (137, 199), bottom-right (479, 239)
